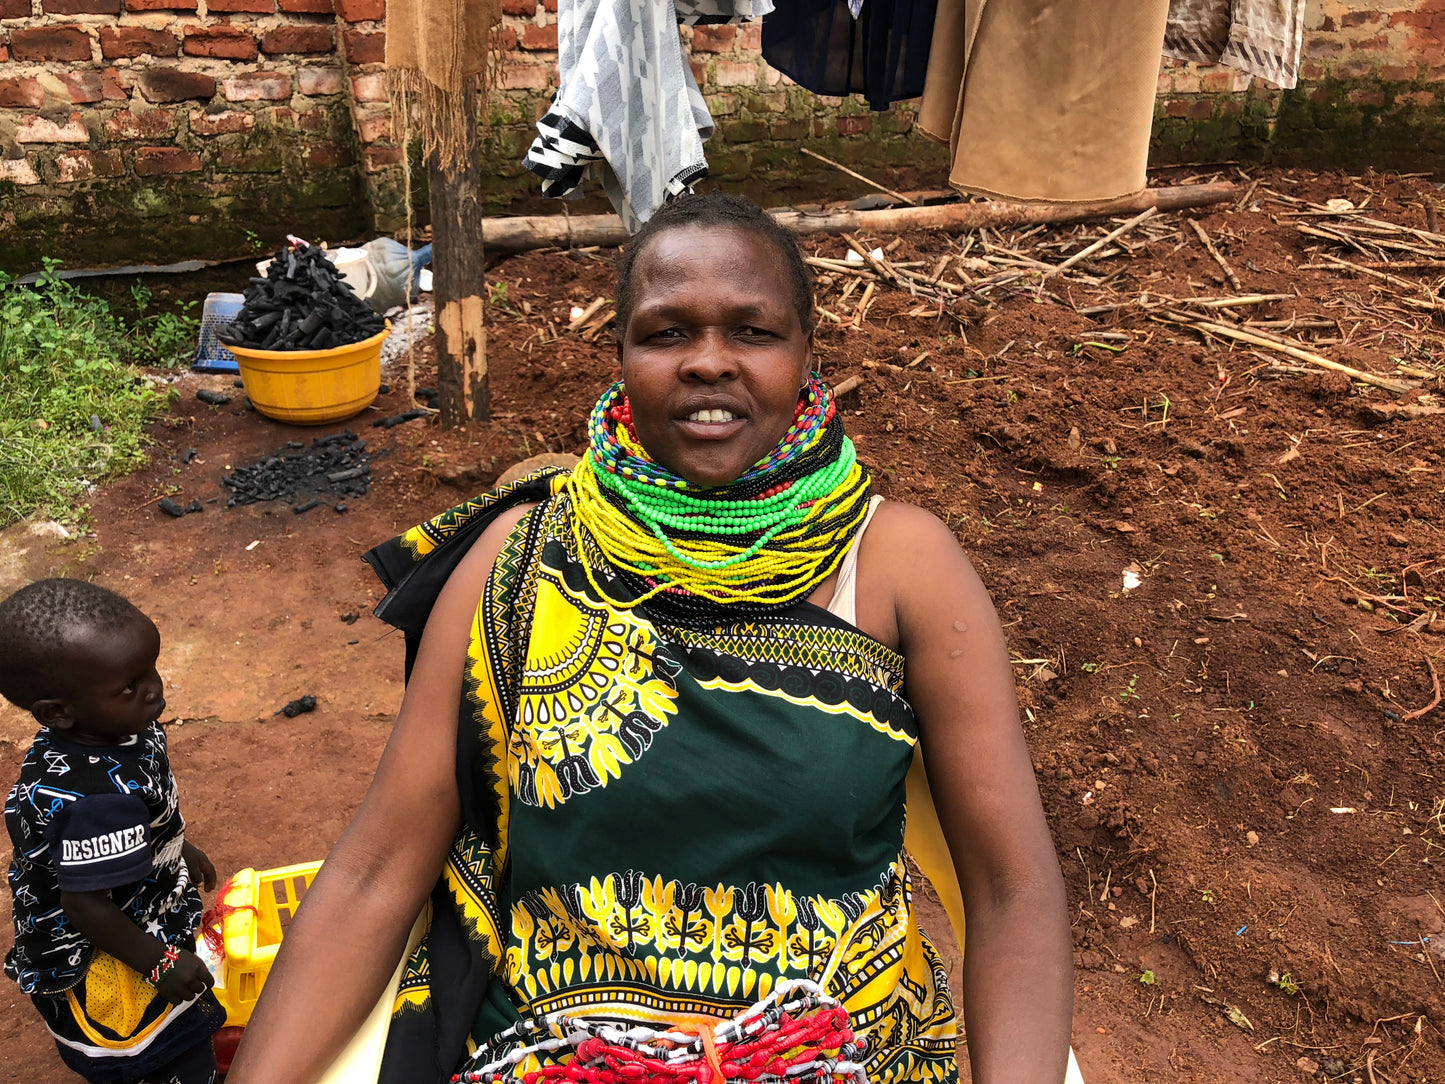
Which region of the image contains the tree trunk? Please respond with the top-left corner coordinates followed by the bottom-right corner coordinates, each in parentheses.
top-left (427, 129), bottom-right (489, 426)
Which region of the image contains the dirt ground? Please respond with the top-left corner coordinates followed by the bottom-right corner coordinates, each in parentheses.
top-left (4, 165), bottom-right (1445, 1084)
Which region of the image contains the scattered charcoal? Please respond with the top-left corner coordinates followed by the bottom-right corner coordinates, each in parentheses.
top-left (347, 639), bottom-right (360, 645)
top-left (275, 695), bottom-right (317, 718)
top-left (222, 429), bottom-right (376, 508)
top-left (197, 389), bottom-right (231, 406)
top-left (232, 379), bottom-right (245, 388)
top-left (181, 448), bottom-right (198, 464)
top-left (243, 397), bottom-right (255, 411)
top-left (218, 243), bottom-right (387, 351)
top-left (341, 612), bottom-right (360, 624)
top-left (372, 409), bottom-right (431, 429)
top-left (184, 500), bottom-right (203, 514)
top-left (158, 498), bottom-right (186, 518)
top-left (334, 503), bottom-right (348, 513)
top-left (378, 383), bottom-right (391, 395)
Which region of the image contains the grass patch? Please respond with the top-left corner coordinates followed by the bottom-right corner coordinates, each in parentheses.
top-left (0, 261), bottom-right (197, 528)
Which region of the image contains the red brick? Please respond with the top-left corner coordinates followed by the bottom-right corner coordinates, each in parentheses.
top-left (206, 0), bottom-right (272, 10)
top-left (1164, 98), bottom-right (1190, 117)
top-left (1397, 90), bottom-right (1435, 107)
top-left (0, 158), bottom-right (42, 186)
top-left (739, 23), bottom-right (761, 51)
top-left (302, 140), bottom-right (351, 167)
top-left (188, 107), bottom-right (253, 134)
top-left (10, 26), bottom-right (92, 62)
top-left (0, 78), bottom-right (45, 108)
top-left (138, 68), bottom-right (215, 102)
top-left (42, 0), bottom-right (120, 13)
top-left (343, 28), bottom-right (383, 63)
top-left (494, 26), bottom-right (517, 49)
top-left (542, 0), bottom-right (556, 11)
top-left (104, 107), bottom-right (175, 138)
top-left (363, 144), bottom-right (401, 170)
top-left (17, 112), bottom-right (89, 142)
top-left (222, 71), bottom-right (291, 100)
top-left (0, 0), bottom-right (30, 16)
top-left (499, 60), bottom-right (550, 90)
top-left (836, 113), bottom-right (870, 136)
top-left (294, 106), bottom-right (328, 130)
top-left (1347, 88), bottom-right (1386, 106)
top-left (334, 0), bottom-right (381, 18)
top-left (1349, 35), bottom-right (1389, 52)
top-left (1379, 65), bottom-right (1418, 83)
top-left (0, 45), bottom-right (8, 63)
top-left (123, 0), bottom-right (197, 9)
top-left (349, 71), bottom-right (386, 101)
top-left (297, 66), bottom-right (344, 95)
top-left (99, 26), bottom-right (179, 58)
top-left (279, 0), bottom-right (331, 10)
top-left (500, 0), bottom-right (533, 13)
top-left (183, 25), bottom-right (257, 59)
top-left (1187, 98), bottom-right (1213, 119)
top-left (60, 70), bottom-right (104, 102)
top-left (356, 112), bottom-right (390, 141)
top-left (520, 22), bottom-right (556, 50)
top-left (690, 25), bottom-right (735, 53)
top-left (55, 148), bottom-right (124, 181)
top-left (689, 58), bottom-right (706, 85)
top-left (135, 145), bottom-right (201, 174)
top-left (261, 23), bottom-right (331, 53)
top-left (1339, 10), bottom-right (1379, 27)
top-left (713, 60), bottom-right (758, 87)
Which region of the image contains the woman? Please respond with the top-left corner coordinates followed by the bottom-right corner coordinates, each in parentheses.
top-left (227, 194), bottom-right (1073, 1084)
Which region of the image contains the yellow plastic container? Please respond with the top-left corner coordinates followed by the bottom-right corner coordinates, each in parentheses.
top-left (212, 860), bottom-right (322, 1026)
top-left (228, 324), bottom-right (389, 425)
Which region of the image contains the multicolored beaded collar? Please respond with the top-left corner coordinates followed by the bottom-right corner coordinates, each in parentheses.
top-left (565, 375), bottom-right (872, 623)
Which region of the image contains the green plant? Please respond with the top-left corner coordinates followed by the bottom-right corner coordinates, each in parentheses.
top-left (1272, 972), bottom-right (1299, 996)
top-left (1200, 888), bottom-right (1215, 903)
top-left (0, 261), bottom-right (182, 527)
top-left (129, 283), bottom-right (199, 367)
top-left (488, 280), bottom-right (521, 316)
top-left (1119, 674), bottom-right (1140, 702)
top-left (1138, 970), bottom-right (1157, 986)
top-left (1079, 662), bottom-right (1101, 673)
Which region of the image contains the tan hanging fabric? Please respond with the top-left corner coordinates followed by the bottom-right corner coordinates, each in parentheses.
top-left (385, 0), bottom-right (504, 173)
top-left (919, 0), bottom-right (1172, 204)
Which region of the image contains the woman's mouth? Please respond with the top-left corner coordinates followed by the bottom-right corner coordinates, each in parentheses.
top-left (686, 409), bottom-right (737, 423)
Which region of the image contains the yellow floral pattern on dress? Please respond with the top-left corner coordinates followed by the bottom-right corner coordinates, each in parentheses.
top-left (512, 567), bottom-right (683, 808)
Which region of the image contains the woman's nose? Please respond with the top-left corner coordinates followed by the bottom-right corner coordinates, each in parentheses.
top-left (679, 330), bottom-right (738, 381)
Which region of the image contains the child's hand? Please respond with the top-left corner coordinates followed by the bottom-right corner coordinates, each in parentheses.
top-left (154, 947), bottom-right (215, 1005)
top-left (182, 841), bottom-right (217, 892)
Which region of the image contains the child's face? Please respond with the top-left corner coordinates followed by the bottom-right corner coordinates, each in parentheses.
top-left (53, 617), bottom-right (166, 745)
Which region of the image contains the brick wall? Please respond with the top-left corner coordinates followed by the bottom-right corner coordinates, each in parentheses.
top-left (2, 0), bottom-right (1441, 274)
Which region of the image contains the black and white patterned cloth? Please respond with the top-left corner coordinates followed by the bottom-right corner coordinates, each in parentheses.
top-left (1164, 0), bottom-right (1306, 89)
top-left (5, 723), bottom-right (200, 994)
top-left (523, 0), bottom-right (773, 232)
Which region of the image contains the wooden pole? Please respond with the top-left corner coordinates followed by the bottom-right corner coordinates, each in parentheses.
top-left (427, 111), bottom-right (489, 426)
top-left (475, 182), bottom-right (1236, 254)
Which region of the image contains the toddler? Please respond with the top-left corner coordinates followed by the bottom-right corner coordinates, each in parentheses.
top-left (2, 578), bottom-right (223, 1084)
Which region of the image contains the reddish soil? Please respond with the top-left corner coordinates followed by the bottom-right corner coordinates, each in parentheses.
top-left (4, 166), bottom-right (1445, 1084)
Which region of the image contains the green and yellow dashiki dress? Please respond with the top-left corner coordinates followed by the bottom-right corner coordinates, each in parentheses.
top-left (364, 471), bottom-right (958, 1084)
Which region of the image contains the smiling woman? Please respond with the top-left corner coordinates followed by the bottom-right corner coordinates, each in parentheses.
top-left (226, 195), bottom-right (1074, 1084)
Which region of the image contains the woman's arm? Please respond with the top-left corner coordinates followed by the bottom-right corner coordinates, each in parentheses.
top-left (226, 503), bottom-right (535, 1084)
top-left (882, 503), bottom-right (1072, 1084)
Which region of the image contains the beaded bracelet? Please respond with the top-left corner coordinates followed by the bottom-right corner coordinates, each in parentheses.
top-left (147, 945), bottom-right (180, 987)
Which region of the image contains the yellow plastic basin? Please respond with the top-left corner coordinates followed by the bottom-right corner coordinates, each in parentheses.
top-left (228, 324), bottom-right (389, 426)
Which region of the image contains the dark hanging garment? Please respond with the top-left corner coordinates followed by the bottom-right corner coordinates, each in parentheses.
top-left (761, 0), bottom-right (938, 111)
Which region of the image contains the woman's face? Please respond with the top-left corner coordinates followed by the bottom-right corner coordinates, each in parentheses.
top-left (619, 224), bottom-right (813, 488)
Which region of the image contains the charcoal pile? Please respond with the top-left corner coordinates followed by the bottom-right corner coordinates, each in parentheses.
top-left (223, 430), bottom-right (375, 508)
top-left (218, 243), bottom-right (387, 352)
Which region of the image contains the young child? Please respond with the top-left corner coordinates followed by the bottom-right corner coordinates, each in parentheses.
top-left (2, 578), bottom-right (224, 1084)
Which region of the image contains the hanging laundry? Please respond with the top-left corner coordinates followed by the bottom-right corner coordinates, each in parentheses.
top-left (918, 0), bottom-right (1171, 204)
top-left (523, 0), bottom-right (772, 233)
top-left (761, 0), bottom-right (938, 112)
top-left (1163, 0), bottom-right (1306, 89)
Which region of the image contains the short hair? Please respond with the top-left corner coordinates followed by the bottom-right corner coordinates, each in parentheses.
top-left (0, 578), bottom-right (145, 708)
top-left (615, 193), bottom-right (815, 336)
